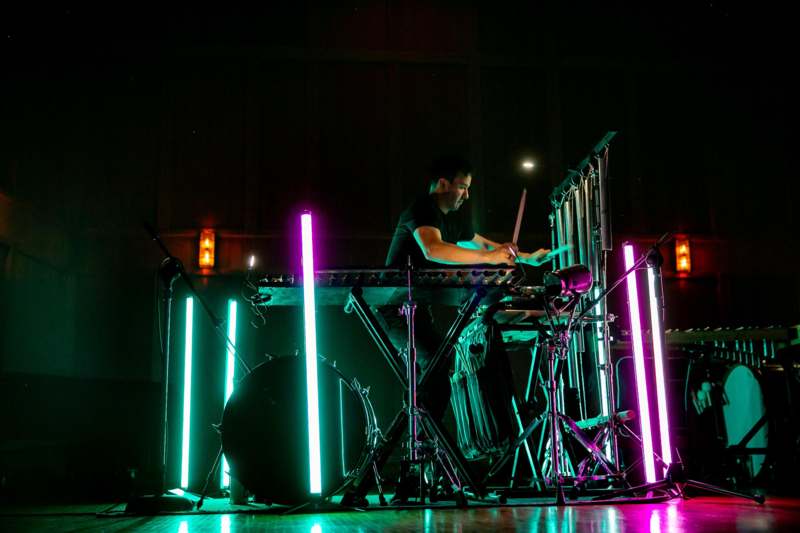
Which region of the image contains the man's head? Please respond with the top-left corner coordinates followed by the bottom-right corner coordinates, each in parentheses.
top-left (428, 155), bottom-right (472, 213)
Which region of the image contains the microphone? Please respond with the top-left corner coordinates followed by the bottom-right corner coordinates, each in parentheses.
top-left (543, 264), bottom-right (593, 297)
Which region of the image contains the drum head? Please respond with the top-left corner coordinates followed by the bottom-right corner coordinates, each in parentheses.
top-left (722, 365), bottom-right (768, 478)
top-left (221, 357), bottom-right (369, 505)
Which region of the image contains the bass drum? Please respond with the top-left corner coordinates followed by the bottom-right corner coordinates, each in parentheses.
top-left (688, 360), bottom-right (770, 483)
top-left (722, 365), bottom-right (768, 479)
top-left (221, 356), bottom-right (378, 505)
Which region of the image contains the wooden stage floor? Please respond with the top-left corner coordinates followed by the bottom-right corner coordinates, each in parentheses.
top-left (1, 495), bottom-right (799, 532)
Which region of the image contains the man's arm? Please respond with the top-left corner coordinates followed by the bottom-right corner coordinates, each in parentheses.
top-left (468, 233), bottom-right (551, 266)
top-left (466, 233), bottom-right (506, 251)
top-left (414, 227), bottom-right (514, 265)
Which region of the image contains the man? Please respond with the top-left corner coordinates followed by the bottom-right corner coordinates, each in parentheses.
top-left (378, 156), bottom-right (550, 502)
top-left (383, 157), bottom-right (549, 405)
top-left (386, 156), bottom-right (549, 269)
top-left (344, 156), bottom-right (550, 505)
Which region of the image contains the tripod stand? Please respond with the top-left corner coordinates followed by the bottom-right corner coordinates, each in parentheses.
top-left (534, 293), bottom-right (626, 505)
top-left (485, 266), bottom-right (627, 504)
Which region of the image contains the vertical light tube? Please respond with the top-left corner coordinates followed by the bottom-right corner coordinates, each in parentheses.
top-left (181, 297), bottom-right (194, 489)
top-left (648, 267), bottom-right (673, 472)
top-left (301, 212), bottom-right (322, 495)
top-left (624, 244), bottom-right (656, 483)
top-left (221, 299), bottom-right (237, 489)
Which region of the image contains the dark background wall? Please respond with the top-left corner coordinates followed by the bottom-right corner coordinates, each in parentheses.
top-left (1, 3), bottom-right (797, 499)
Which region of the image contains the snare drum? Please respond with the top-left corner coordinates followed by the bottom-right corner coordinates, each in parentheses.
top-left (221, 356), bottom-right (378, 505)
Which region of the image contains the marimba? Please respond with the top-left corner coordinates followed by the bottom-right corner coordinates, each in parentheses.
top-left (255, 267), bottom-right (525, 306)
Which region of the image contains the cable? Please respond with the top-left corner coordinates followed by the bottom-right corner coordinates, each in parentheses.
top-left (240, 269), bottom-right (269, 329)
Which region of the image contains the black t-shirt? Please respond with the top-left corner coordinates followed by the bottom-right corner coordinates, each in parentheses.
top-left (385, 194), bottom-right (475, 267)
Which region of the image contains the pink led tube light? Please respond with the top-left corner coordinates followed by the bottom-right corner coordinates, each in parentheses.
top-left (624, 243), bottom-right (657, 483)
top-left (647, 265), bottom-right (673, 473)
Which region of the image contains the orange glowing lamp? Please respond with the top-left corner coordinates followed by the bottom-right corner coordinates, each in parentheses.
top-left (199, 229), bottom-right (216, 268)
top-left (675, 238), bottom-right (691, 274)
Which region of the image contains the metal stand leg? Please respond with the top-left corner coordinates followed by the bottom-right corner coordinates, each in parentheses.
top-left (593, 457), bottom-right (765, 504)
top-left (546, 338), bottom-right (567, 506)
top-left (196, 446), bottom-right (224, 510)
top-left (372, 462), bottom-right (388, 506)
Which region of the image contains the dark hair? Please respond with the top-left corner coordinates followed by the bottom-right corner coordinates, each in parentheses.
top-left (428, 155), bottom-right (472, 189)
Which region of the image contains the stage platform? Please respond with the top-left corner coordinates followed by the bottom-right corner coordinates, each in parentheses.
top-left (1, 495), bottom-right (798, 532)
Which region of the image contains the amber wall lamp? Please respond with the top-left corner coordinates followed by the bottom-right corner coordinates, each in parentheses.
top-left (199, 229), bottom-right (215, 268)
top-left (675, 237), bottom-right (691, 274)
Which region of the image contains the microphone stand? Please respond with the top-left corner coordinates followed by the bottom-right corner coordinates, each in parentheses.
top-left (126, 223), bottom-right (251, 514)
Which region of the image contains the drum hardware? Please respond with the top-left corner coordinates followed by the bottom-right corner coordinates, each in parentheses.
top-left (484, 265), bottom-right (628, 504)
top-left (541, 313), bottom-right (621, 504)
top-left (449, 266), bottom-right (625, 500)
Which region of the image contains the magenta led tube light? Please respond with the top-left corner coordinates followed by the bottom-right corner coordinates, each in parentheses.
top-left (624, 244), bottom-right (657, 483)
top-left (647, 266), bottom-right (673, 473)
top-left (301, 212), bottom-right (322, 495)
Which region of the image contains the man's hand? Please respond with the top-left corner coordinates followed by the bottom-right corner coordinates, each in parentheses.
top-left (499, 242), bottom-right (519, 256)
top-left (486, 246), bottom-right (516, 265)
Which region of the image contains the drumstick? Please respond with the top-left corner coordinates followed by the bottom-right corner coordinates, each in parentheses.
top-left (545, 244), bottom-right (573, 260)
top-left (512, 188), bottom-right (527, 245)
